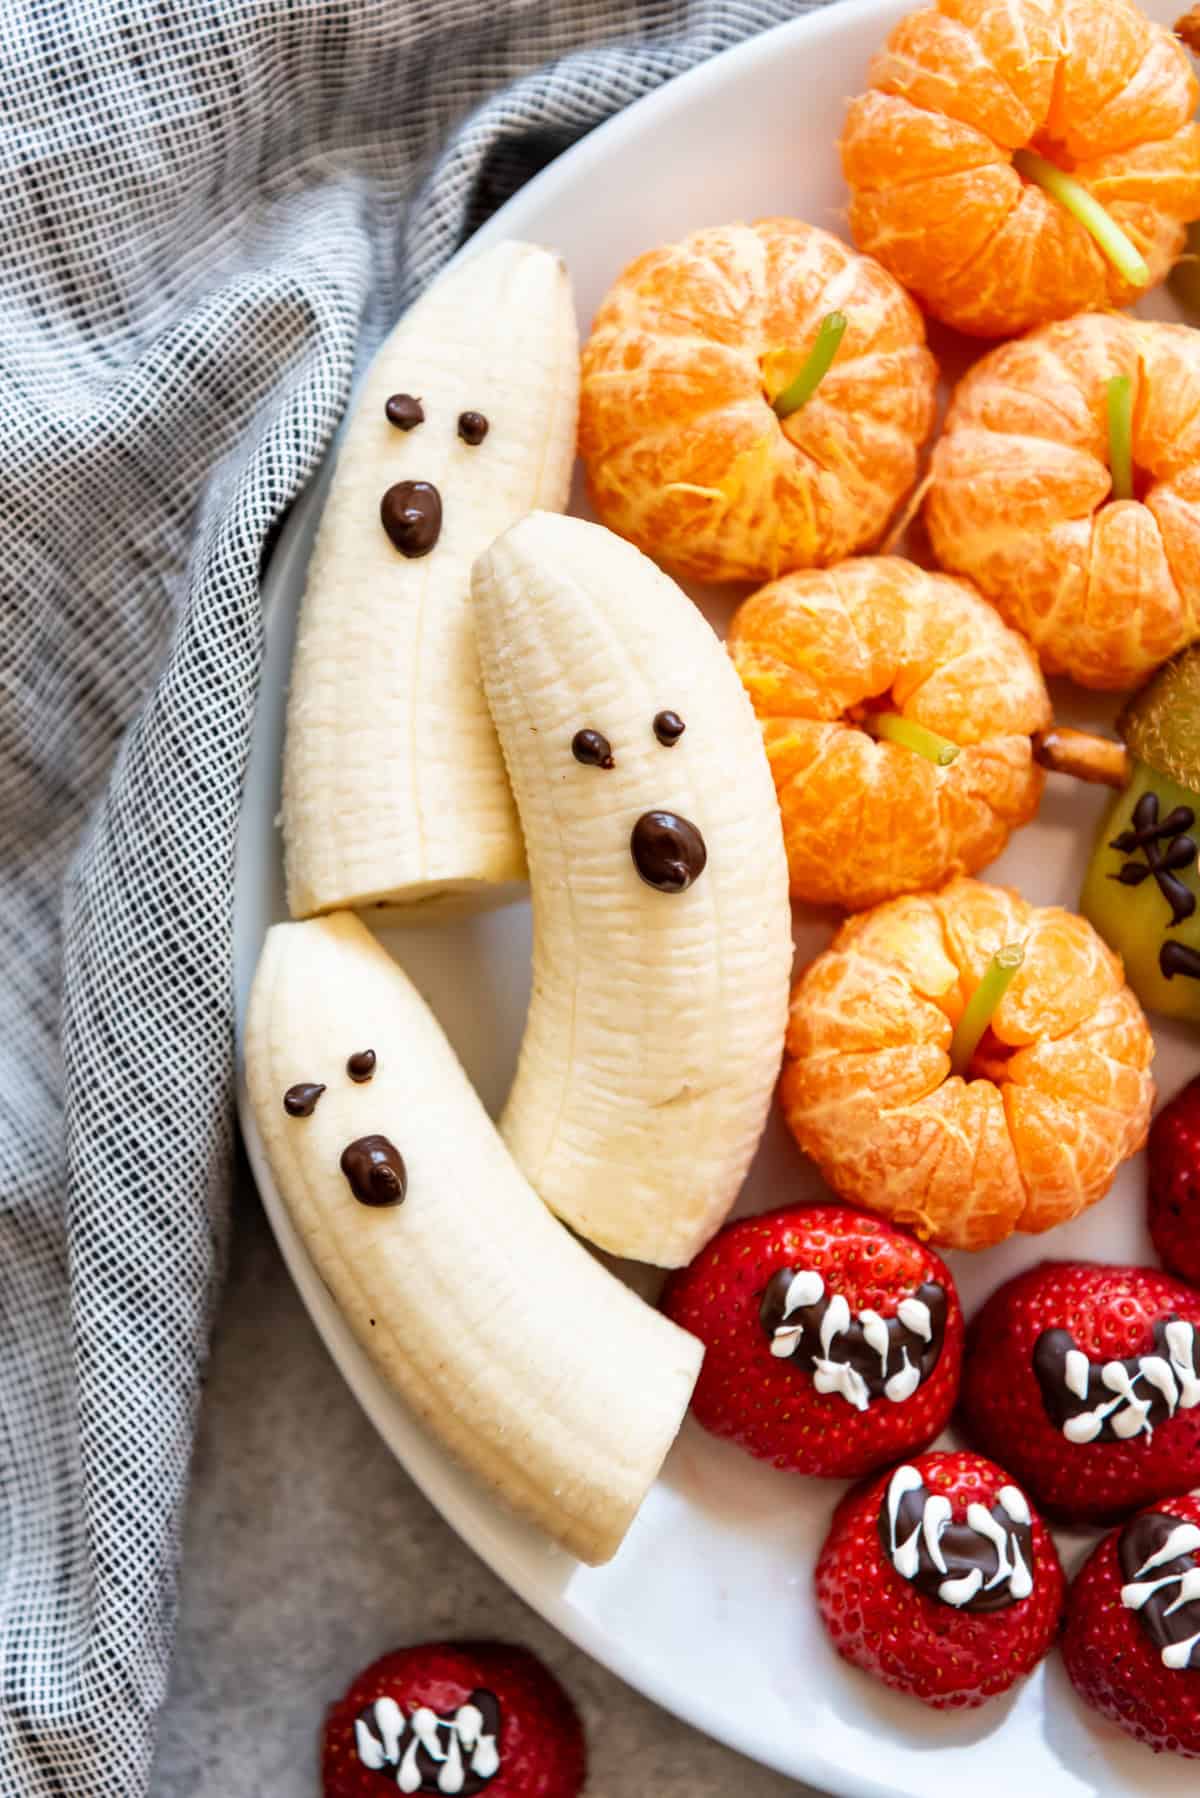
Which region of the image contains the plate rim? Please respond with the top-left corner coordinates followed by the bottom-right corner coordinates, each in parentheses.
top-left (232, 7), bottom-right (1184, 1792)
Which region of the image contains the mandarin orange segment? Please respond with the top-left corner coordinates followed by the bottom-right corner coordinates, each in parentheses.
top-left (927, 313), bottom-right (1200, 688)
top-left (780, 877), bottom-right (1155, 1251)
top-left (578, 219), bottom-right (938, 583)
top-left (842, 0), bottom-right (1200, 335)
top-left (728, 556), bottom-right (1050, 911)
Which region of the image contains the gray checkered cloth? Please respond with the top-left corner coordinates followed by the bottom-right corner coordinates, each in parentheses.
top-left (0, 0), bottom-right (812, 1792)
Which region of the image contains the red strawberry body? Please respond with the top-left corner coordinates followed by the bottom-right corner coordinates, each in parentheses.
top-left (814, 1449), bottom-right (1065, 1709)
top-left (1063, 1492), bottom-right (1200, 1757)
top-left (1149, 1076), bottom-right (1200, 1286)
top-left (660, 1204), bottom-right (962, 1478)
top-left (322, 1642), bottom-right (585, 1798)
top-left (960, 1261), bottom-right (1200, 1525)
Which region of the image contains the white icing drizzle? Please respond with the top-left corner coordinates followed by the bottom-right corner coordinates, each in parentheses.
top-left (356, 1697), bottom-right (404, 1772)
top-left (1059, 1322), bottom-right (1200, 1444)
top-left (887, 1465), bottom-right (925, 1580)
top-left (1121, 1521), bottom-right (1200, 1671)
top-left (782, 1268), bottom-right (824, 1314)
top-left (884, 1348), bottom-right (921, 1404)
top-left (768, 1269), bottom-right (824, 1361)
top-left (820, 1293), bottom-right (852, 1358)
top-left (896, 1295), bottom-right (933, 1342)
top-left (859, 1308), bottom-right (890, 1363)
top-left (812, 1357), bottom-right (870, 1410)
top-left (354, 1696), bottom-right (501, 1793)
top-left (997, 1485), bottom-right (1031, 1528)
top-left (1065, 1348), bottom-right (1090, 1401)
top-left (766, 1267), bottom-right (940, 1410)
top-left (882, 1465), bottom-right (1034, 1609)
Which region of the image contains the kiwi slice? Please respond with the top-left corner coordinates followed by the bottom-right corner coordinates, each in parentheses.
top-left (1119, 644), bottom-right (1200, 788)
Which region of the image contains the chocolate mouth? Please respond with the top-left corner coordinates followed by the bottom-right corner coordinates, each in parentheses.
top-left (630, 810), bottom-right (707, 893)
top-left (340, 1134), bottom-right (407, 1207)
top-left (380, 479), bottom-right (442, 556)
top-left (879, 1464), bottom-right (1034, 1614)
top-left (1119, 1510), bottom-right (1200, 1670)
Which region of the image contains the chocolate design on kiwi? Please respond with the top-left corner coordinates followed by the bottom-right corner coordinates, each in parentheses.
top-left (1161, 941), bottom-right (1200, 982)
top-left (1109, 790), bottom-right (1197, 926)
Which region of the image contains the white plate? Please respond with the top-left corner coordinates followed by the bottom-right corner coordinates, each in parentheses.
top-left (233, 8), bottom-right (1200, 1792)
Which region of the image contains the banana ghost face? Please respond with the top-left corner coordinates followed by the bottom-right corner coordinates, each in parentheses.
top-left (281, 241), bottom-right (579, 920)
top-left (245, 911), bottom-right (702, 1563)
top-left (281, 1047), bottom-right (407, 1207)
top-left (470, 512), bottom-right (793, 1267)
top-left (569, 712), bottom-right (708, 893)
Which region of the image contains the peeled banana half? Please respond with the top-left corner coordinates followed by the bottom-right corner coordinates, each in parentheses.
top-left (282, 241), bottom-right (579, 921)
top-left (244, 911), bottom-right (702, 1565)
top-left (471, 513), bottom-right (794, 1268)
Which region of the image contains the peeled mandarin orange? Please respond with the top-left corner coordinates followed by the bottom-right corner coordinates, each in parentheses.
top-left (842, 0), bottom-right (1200, 337)
top-left (781, 877), bottom-right (1155, 1251)
top-left (577, 219), bottom-right (938, 583)
top-left (927, 312), bottom-right (1200, 690)
top-left (728, 556), bottom-right (1051, 910)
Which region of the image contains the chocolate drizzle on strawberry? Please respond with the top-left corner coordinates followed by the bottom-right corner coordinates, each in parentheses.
top-left (759, 1269), bottom-right (946, 1409)
top-left (354, 1688), bottom-right (502, 1792)
top-left (879, 1464), bottom-right (1034, 1614)
top-left (1034, 1318), bottom-right (1200, 1444)
top-left (1109, 791), bottom-right (1197, 926)
top-left (1119, 1510), bottom-right (1200, 1671)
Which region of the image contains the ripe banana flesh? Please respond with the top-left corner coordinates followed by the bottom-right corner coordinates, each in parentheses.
top-left (282, 241), bottom-right (578, 920)
top-left (244, 910), bottom-right (702, 1564)
top-left (471, 513), bottom-right (794, 1268)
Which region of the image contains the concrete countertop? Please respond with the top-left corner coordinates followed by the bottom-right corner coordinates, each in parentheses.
top-left (151, 1173), bottom-right (814, 1797)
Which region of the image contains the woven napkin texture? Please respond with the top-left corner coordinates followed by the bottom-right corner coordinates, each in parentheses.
top-left (0, 0), bottom-right (812, 1791)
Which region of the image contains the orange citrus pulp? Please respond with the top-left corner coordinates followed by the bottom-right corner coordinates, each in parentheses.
top-left (728, 557), bottom-right (1051, 910)
top-left (781, 877), bottom-right (1155, 1250)
top-left (578, 219), bottom-right (938, 583)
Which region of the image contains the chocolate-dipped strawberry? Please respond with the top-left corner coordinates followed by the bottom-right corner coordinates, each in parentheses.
top-left (660, 1204), bottom-right (963, 1479)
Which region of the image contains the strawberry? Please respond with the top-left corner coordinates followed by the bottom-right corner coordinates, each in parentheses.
top-left (814, 1449), bottom-right (1065, 1709)
top-left (322, 1641), bottom-right (584, 1798)
top-left (1063, 1492), bottom-right (1200, 1758)
top-left (1148, 1076), bottom-right (1200, 1286)
top-left (660, 1204), bottom-right (962, 1478)
top-left (960, 1261), bottom-right (1200, 1526)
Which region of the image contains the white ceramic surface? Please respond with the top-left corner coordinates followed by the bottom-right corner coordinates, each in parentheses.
top-left (233, 7), bottom-right (1200, 1791)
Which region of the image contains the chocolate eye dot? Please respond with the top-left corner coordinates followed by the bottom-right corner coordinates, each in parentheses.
top-left (653, 710), bottom-right (686, 746)
top-left (457, 410), bottom-right (489, 446)
top-left (283, 1082), bottom-right (325, 1117)
top-left (572, 728), bottom-right (614, 769)
top-left (385, 393), bottom-right (424, 431)
top-left (347, 1049), bottom-right (376, 1083)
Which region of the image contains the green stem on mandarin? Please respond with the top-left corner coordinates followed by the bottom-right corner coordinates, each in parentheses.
top-left (1012, 149), bottom-right (1149, 289)
top-left (1106, 374), bottom-right (1134, 501)
top-left (772, 311), bottom-right (848, 419)
top-left (950, 942), bottom-right (1026, 1079)
top-left (871, 712), bottom-right (961, 767)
